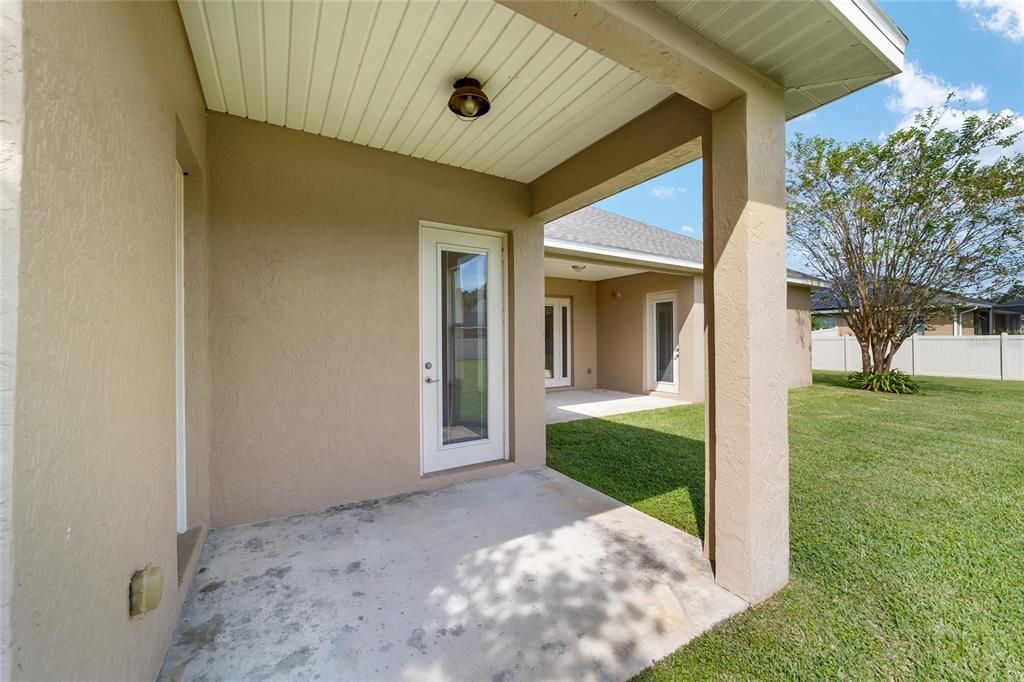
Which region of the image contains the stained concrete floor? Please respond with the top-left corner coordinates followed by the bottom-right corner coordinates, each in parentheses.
top-left (545, 389), bottom-right (688, 424)
top-left (160, 468), bottom-right (745, 682)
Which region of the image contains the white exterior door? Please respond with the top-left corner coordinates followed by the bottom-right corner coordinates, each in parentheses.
top-left (647, 292), bottom-right (678, 393)
top-left (175, 162), bottom-right (187, 533)
top-left (544, 298), bottom-right (572, 388)
top-left (420, 225), bottom-right (505, 474)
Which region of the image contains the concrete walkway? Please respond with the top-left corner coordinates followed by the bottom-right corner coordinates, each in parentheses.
top-left (160, 468), bottom-right (745, 682)
top-left (546, 388), bottom-right (688, 424)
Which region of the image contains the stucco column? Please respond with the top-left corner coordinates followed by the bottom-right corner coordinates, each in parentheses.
top-left (704, 90), bottom-right (789, 604)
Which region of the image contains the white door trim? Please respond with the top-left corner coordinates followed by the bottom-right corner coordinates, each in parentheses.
top-left (544, 297), bottom-right (572, 388)
top-left (175, 162), bottom-right (187, 533)
top-left (419, 224), bottom-right (507, 474)
top-left (646, 291), bottom-right (678, 394)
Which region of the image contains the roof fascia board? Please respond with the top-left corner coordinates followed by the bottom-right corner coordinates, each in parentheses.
top-left (821, 0), bottom-right (907, 73)
top-left (545, 238), bottom-right (825, 286)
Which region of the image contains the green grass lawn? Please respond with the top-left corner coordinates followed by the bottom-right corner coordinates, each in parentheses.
top-left (547, 372), bottom-right (1024, 680)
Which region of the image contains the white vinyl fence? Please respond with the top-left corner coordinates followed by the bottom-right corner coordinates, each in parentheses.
top-left (812, 333), bottom-right (1024, 381)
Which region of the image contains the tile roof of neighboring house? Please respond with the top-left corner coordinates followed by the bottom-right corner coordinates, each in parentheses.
top-left (545, 206), bottom-right (821, 283)
top-left (811, 287), bottom-right (996, 313)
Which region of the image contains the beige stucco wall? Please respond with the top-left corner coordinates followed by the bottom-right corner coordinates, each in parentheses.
top-left (207, 114), bottom-right (544, 527)
top-left (928, 311), bottom-right (974, 336)
top-left (595, 272), bottom-right (704, 402)
top-left (11, 2), bottom-right (210, 679)
top-left (591, 271), bottom-right (810, 399)
top-left (787, 287), bottom-right (813, 388)
top-left (544, 277), bottom-right (598, 389)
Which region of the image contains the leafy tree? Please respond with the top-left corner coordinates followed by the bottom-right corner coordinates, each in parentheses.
top-left (788, 100), bottom-right (1024, 374)
top-left (995, 283), bottom-right (1024, 303)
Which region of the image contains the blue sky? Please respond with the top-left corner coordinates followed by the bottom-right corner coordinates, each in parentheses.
top-left (595, 0), bottom-right (1024, 246)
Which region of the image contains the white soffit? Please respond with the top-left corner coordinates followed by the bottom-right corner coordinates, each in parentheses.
top-left (652, 0), bottom-right (907, 119)
top-left (178, 0), bottom-right (672, 183)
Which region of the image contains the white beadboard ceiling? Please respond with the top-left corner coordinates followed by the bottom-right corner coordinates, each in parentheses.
top-left (652, 0), bottom-right (907, 119)
top-left (544, 257), bottom-right (647, 282)
top-left (178, 0), bottom-right (905, 181)
top-left (178, 0), bottom-right (671, 183)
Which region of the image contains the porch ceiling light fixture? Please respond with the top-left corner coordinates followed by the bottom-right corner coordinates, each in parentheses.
top-left (571, 265), bottom-right (586, 272)
top-left (448, 77), bottom-right (491, 120)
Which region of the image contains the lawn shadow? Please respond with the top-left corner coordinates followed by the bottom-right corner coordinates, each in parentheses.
top-left (546, 416), bottom-right (706, 540)
top-left (811, 371), bottom-right (853, 389)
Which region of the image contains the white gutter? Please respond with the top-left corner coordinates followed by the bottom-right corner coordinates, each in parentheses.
top-left (785, 275), bottom-right (830, 288)
top-left (545, 237), bottom-right (704, 273)
top-left (544, 237), bottom-right (827, 287)
top-left (823, 0), bottom-right (907, 73)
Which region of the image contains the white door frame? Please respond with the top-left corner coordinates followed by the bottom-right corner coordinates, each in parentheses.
top-left (419, 223), bottom-right (507, 474)
top-left (646, 291), bottom-right (678, 394)
top-left (175, 162), bottom-right (187, 533)
top-left (544, 297), bottom-right (572, 388)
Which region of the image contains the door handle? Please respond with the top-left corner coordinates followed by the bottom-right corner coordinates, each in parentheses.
top-left (424, 377), bottom-right (437, 384)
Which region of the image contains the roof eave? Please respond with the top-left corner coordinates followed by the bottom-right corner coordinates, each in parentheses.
top-left (822, 0), bottom-right (907, 75)
top-left (544, 237), bottom-right (828, 287)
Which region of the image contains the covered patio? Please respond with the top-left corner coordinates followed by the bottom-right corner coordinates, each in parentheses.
top-left (546, 388), bottom-right (688, 424)
top-left (160, 468), bottom-right (744, 681)
top-left (3, 1), bottom-right (906, 679)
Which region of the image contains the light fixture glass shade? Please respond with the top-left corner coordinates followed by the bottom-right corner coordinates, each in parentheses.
top-left (448, 78), bottom-right (491, 120)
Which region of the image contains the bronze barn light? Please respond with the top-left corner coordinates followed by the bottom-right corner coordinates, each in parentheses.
top-left (447, 77), bottom-right (491, 120)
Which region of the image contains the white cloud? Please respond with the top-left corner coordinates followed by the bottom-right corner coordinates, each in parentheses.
top-left (884, 62), bottom-right (1023, 163)
top-left (679, 225), bottom-right (697, 235)
top-left (650, 185), bottom-right (686, 199)
top-left (958, 0), bottom-right (1024, 42)
top-left (885, 61), bottom-right (986, 115)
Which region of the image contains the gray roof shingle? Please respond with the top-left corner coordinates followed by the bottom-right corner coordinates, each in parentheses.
top-left (546, 206), bottom-right (821, 283)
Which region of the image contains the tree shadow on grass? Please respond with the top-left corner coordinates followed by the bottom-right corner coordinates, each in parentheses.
top-left (811, 371), bottom-right (853, 389)
top-left (546, 418), bottom-right (706, 540)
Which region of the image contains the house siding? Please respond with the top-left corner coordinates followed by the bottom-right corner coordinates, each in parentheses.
top-left (568, 272), bottom-right (811, 398)
top-left (819, 310), bottom-right (978, 336)
top-left (11, 2), bottom-right (211, 679)
top-left (787, 287), bottom-right (813, 388)
top-left (544, 277), bottom-right (598, 389)
top-left (207, 113), bottom-right (545, 527)
top-left (594, 272), bottom-right (705, 402)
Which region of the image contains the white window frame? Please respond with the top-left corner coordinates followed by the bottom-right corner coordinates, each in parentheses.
top-left (544, 297), bottom-right (572, 388)
top-left (645, 291), bottom-right (678, 394)
top-left (419, 222), bottom-right (508, 475)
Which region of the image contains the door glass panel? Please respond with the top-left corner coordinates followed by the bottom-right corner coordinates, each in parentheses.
top-left (561, 306), bottom-right (569, 379)
top-left (442, 250), bottom-right (488, 445)
top-left (656, 301), bottom-right (674, 383)
top-left (544, 305), bottom-right (554, 379)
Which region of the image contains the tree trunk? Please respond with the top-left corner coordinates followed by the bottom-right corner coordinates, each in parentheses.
top-left (859, 339), bottom-right (871, 374)
top-left (881, 349), bottom-right (893, 373)
top-left (870, 337), bottom-right (886, 374)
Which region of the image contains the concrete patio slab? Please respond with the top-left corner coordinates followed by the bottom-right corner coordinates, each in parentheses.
top-left (160, 468), bottom-right (746, 682)
top-left (546, 389), bottom-right (688, 424)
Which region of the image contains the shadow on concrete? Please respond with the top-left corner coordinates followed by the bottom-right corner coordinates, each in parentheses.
top-left (159, 469), bottom-right (744, 682)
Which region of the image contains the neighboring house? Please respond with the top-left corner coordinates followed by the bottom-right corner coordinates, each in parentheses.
top-left (1, 1), bottom-right (906, 679)
top-left (544, 207), bottom-right (826, 397)
top-left (811, 289), bottom-right (1023, 336)
top-left (993, 298), bottom-right (1024, 333)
